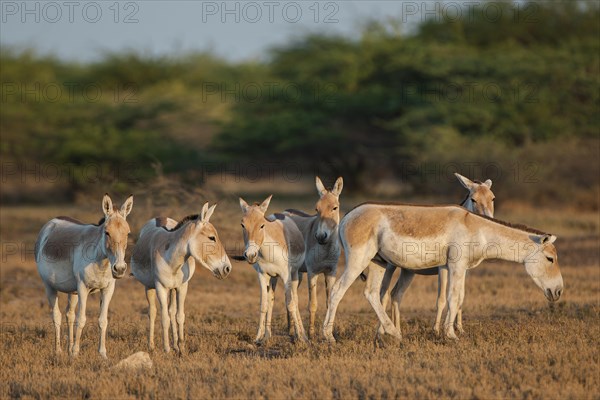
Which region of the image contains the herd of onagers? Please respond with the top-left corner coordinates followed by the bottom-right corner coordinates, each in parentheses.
top-left (34, 173), bottom-right (563, 358)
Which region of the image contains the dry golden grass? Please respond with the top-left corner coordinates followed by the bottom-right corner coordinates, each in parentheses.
top-left (0, 196), bottom-right (598, 399)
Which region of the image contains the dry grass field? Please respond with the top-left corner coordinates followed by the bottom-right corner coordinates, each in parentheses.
top-left (1, 194), bottom-right (598, 399)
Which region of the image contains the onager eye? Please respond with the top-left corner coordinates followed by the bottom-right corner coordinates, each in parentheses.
top-left (105, 231), bottom-right (110, 237)
top-left (332, 206), bottom-right (338, 211)
top-left (241, 223), bottom-right (245, 229)
top-left (471, 198), bottom-right (477, 203)
top-left (209, 236), bottom-right (216, 242)
top-left (260, 224), bottom-right (265, 229)
top-left (546, 256), bottom-right (554, 263)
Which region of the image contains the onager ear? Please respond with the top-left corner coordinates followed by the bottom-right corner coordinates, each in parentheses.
top-left (332, 177), bottom-right (344, 197)
top-left (102, 194), bottom-right (114, 217)
top-left (239, 197), bottom-right (250, 213)
top-left (543, 234), bottom-right (557, 245)
top-left (119, 194), bottom-right (134, 218)
top-left (315, 176), bottom-right (327, 197)
top-left (259, 195), bottom-right (273, 214)
top-left (530, 234), bottom-right (557, 245)
top-left (201, 202), bottom-right (217, 223)
top-left (483, 179), bottom-right (493, 189)
top-left (454, 173), bottom-right (474, 190)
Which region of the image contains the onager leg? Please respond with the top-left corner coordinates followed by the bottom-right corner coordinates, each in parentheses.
top-left (285, 271), bottom-right (307, 342)
top-left (66, 293), bottom-right (78, 354)
top-left (434, 266), bottom-right (449, 335)
top-left (323, 246), bottom-right (374, 343)
top-left (444, 265), bottom-right (467, 340)
top-left (291, 270), bottom-right (307, 341)
top-left (98, 281), bottom-right (115, 359)
top-left (324, 271), bottom-right (336, 310)
top-left (307, 271), bottom-right (319, 339)
top-left (169, 289), bottom-right (179, 352)
top-left (176, 282), bottom-right (188, 354)
top-left (366, 265), bottom-right (401, 340)
top-left (455, 278), bottom-right (465, 334)
top-left (155, 283), bottom-right (171, 352)
top-left (379, 263), bottom-right (396, 313)
top-left (145, 288), bottom-right (157, 351)
top-left (72, 283), bottom-right (90, 357)
top-left (254, 272), bottom-right (269, 344)
top-left (266, 276), bottom-right (277, 340)
top-left (44, 285), bottom-right (62, 354)
top-left (390, 268), bottom-right (415, 330)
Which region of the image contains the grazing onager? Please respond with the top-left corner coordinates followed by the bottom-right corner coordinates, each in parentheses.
top-left (35, 194), bottom-right (133, 358)
top-left (131, 202), bottom-right (232, 353)
top-left (380, 173), bottom-right (495, 334)
top-left (323, 203), bottom-right (563, 342)
top-left (284, 176), bottom-right (343, 338)
top-left (239, 196), bottom-right (307, 344)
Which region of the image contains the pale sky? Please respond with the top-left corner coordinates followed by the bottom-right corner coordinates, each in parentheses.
top-left (1, 1), bottom-right (428, 61)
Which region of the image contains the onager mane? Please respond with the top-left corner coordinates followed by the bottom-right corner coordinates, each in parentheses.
top-left (284, 208), bottom-right (315, 218)
top-left (166, 214), bottom-right (199, 232)
top-left (459, 192), bottom-right (470, 207)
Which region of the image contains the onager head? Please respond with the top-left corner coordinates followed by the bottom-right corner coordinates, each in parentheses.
top-left (314, 177), bottom-right (343, 245)
top-left (524, 234), bottom-right (563, 302)
top-left (188, 202), bottom-right (232, 280)
top-left (455, 173), bottom-right (495, 217)
top-left (239, 195), bottom-right (272, 264)
top-left (101, 194), bottom-right (133, 279)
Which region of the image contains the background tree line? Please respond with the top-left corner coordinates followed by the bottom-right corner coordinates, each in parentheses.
top-left (1, 1), bottom-right (598, 208)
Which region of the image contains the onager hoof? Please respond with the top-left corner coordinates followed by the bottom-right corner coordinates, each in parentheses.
top-left (254, 335), bottom-right (269, 346)
top-left (455, 323), bottom-right (464, 335)
top-left (445, 329), bottom-right (459, 340)
top-left (374, 333), bottom-right (386, 349)
top-left (294, 333), bottom-right (308, 344)
top-left (323, 331), bottom-right (336, 344)
top-left (382, 324), bottom-right (402, 341)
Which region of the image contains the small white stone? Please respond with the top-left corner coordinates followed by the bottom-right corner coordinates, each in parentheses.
top-left (112, 352), bottom-right (153, 371)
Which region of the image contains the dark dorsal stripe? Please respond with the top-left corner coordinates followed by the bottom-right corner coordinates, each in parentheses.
top-left (167, 214), bottom-right (199, 232)
top-left (285, 208), bottom-right (315, 218)
top-left (346, 201), bottom-right (461, 214)
top-left (472, 213), bottom-right (549, 236)
top-left (348, 202), bottom-right (549, 236)
top-left (57, 215), bottom-right (105, 226)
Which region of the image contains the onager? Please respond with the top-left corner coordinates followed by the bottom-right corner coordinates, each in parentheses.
top-left (381, 173), bottom-right (495, 334)
top-left (323, 203), bottom-right (563, 342)
top-left (35, 194), bottom-right (133, 358)
top-left (131, 202), bottom-right (232, 353)
top-left (284, 176), bottom-right (343, 338)
top-left (239, 196), bottom-right (307, 344)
